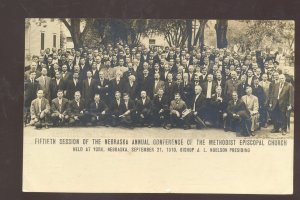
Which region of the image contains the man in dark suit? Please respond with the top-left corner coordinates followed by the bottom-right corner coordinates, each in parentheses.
top-left (138, 69), bottom-right (153, 98)
top-left (49, 71), bottom-right (66, 100)
top-left (237, 74), bottom-right (248, 97)
top-left (90, 61), bottom-right (99, 81)
top-left (66, 72), bottom-right (82, 100)
top-left (51, 90), bottom-right (69, 126)
top-left (224, 91), bottom-right (251, 136)
top-left (61, 64), bottom-right (72, 82)
top-left (29, 90), bottom-right (50, 129)
top-left (269, 74), bottom-right (294, 135)
top-left (189, 85), bottom-right (207, 129)
top-left (119, 93), bottom-right (137, 127)
top-left (211, 86), bottom-right (227, 128)
top-left (96, 71), bottom-right (110, 104)
top-left (109, 71), bottom-right (124, 100)
top-left (224, 71), bottom-right (240, 102)
top-left (68, 91), bottom-right (88, 126)
top-left (24, 71), bottom-right (39, 108)
top-left (136, 91), bottom-right (153, 127)
top-left (82, 71), bottom-right (97, 107)
top-left (123, 75), bottom-right (138, 101)
top-left (152, 88), bottom-right (169, 128)
top-left (164, 73), bottom-right (176, 104)
top-left (109, 91), bottom-right (124, 126)
top-left (89, 94), bottom-right (109, 126)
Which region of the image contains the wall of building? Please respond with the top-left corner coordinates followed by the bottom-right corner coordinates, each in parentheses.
top-left (25, 18), bottom-right (61, 65)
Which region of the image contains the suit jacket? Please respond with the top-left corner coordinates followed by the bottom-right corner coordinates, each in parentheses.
top-left (170, 99), bottom-right (187, 115)
top-left (152, 94), bottom-right (169, 112)
top-left (24, 79), bottom-right (39, 107)
top-left (109, 99), bottom-right (124, 115)
top-left (237, 82), bottom-right (248, 98)
top-left (36, 75), bottom-right (51, 100)
top-left (164, 81), bottom-right (176, 103)
top-left (30, 97), bottom-right (50, 118)
top-left (252, 85), bottom-right (265, 107)
top-left (259, 80), bottom-right (271, 105)
top-left (211, 93), bottom-right (227, 112)
top-left (136, 97), bottom-right (153, 114)
top-left (224, 79), bottom-right (240, 101)
top-left (24, 70), bottom-right (41, 80)
top-left (68, 99), bottom-right (86, 116)
top-left (270, 82), bottom-right (294, 112)
top-left (123, 81), bottom-right (138, 101)
top-left (51, 97), bottom-right (69, 115)
top-left (49, 78), bottom-right (66, 100)
top-left (66, 79), bottom-right (82, 100)
top-left (91, 69), bottom-right (99, 80)
top-left (153, 80), bottom-right (165, 96)
top-left (201, 81), bottom-right (217, 99)
top-left (241, 94), bottom-right (259, 113)
top-left (96, 78), bottom-right (110, 100)
top-left (190, 94), bottom-right (206, 113)
top-left (89, 100), bottom-right (109, 115)
top-left (82, 78), bottom-right (97, 104)
top-left (138, 76), bottom-right (153, 97)
top-left (226, 99), bottom-right (250, 118)
top-left (119, 99), bottom-right (136, 115)
top-left (61, 71), bottom-right (72, 82)
top-left (109, 78), bottom-right (125, 97)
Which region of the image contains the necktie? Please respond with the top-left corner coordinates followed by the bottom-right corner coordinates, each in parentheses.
top-left (59, 101), bottom-right (62, 112)
top-left (96, 103), bottom-right (98, 109)
top-left (38, 99), bottom-right (42, 112)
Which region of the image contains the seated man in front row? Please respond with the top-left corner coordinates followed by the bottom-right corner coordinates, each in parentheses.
top-left (51, 90), bottom-right (69, 126)
top-left (224, 91), bottom-right (251, 136)
top-left (152, 88), bottom-right (169, 129)
top-left (136, 91), bottom-right (153, 127)
top-left (119, 93), bottom-right (136, 127)
top-left (241, 86), bottom-right (259, 135)
top-left (30, 90), bottom-right (50, 129)
top-left (168, 92), bottom-right (191, 130)
top-left (68, 91), bottom-right (89, 126)
top-left (89, 93), bottom-right (109, 126)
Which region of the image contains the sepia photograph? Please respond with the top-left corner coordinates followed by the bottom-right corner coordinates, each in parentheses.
top-left (23, 18), bottom-right (295, 193)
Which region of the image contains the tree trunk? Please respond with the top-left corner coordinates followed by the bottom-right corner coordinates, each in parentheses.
top-left (193, 20), bottom-right (207, 48)
top-left (215, 20), bottom-right (228, 49)
top-left (186, 19), bottom-right (193, 51)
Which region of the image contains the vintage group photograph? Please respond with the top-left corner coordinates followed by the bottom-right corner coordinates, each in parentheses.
top-left (24, 19), bottom-right (295, 138)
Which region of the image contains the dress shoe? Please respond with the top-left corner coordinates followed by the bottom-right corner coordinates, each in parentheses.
top-left (183, 125), bottom-right (191, 130)
top-left (282, 130), bottom-right (287, 135)
top-left (250, 131), bottom-right (256, 136)
top-left (263, 124), bottom-right (268, 128)
top-left (271, 129), bottom-right (279, 133)
top-left (45, 125), bottom-right (49, 129)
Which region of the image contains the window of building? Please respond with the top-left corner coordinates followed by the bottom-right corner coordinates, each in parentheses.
top-left (41, 32), bottom-right (45, 50)
top-left (53, 34), bottom-right (57, 47)
top-left (149, 39), bottom-right (156, 45)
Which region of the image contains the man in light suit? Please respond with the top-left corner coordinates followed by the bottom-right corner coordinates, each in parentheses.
top-left (269, 74), bottom-right (294, 135)
top-left (241, 86), bottom-right (259, 135)
top-left (259, 74), bottom-right (271, 128)
top-left (51, 90), bottom-right (69, 126)
top-left (30, 90), bottom-right (50, 129)
top-left (152, 72), bottom-right (165, 97)
top-left (168, 92), bottom-right (191, 130)
top-left (36, 68), bottom-right (51, 101)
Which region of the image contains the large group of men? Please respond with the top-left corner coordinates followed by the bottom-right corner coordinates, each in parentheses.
top-left (24, 43), bottom-right (294, 136)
